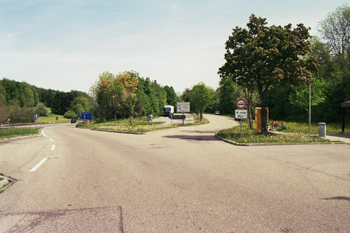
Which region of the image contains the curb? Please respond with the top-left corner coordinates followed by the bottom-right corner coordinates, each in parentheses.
top-left (0, 175), bottom-right (16, 193)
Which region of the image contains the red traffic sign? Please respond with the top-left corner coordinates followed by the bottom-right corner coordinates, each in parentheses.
top-left (236, 99), bottom-right (246, 109)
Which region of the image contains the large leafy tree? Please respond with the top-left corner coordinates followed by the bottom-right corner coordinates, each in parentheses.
top-left (189, 82), bottom-right (212, 121)
top-left (219, 14), bottom-right (318, 132)
top-left (115, 71), bottom-right (139, 119)
top-left (164, 85), bottom-right (179, 108)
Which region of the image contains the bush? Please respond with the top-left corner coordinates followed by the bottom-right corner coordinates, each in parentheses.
top-left (95, 118), bottom-right (106, 123)
top-left (35, 102), bottom-right (49, 116)
top-left (63, 110), bottom-right (77, 119)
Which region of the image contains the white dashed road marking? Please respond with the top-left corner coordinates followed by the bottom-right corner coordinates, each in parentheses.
top-left (30, 158), bottom-right (48, 172)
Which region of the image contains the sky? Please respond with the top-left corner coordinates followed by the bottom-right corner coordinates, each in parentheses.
top-left (1, 0), bottom-right (349, 94)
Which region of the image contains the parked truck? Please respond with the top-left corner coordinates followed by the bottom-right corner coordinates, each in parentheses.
top-left (163, 105), bottom-right (174, 116)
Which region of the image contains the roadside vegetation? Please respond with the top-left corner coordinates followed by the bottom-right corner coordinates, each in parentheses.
top-left (217, 120), bottom-right (334, 144)
top-left (77, 117), bottom-right (176, 133)
top-left (34, 113), bottom-right (70, 124)
top-left (270, 120), bottom-right (350, 134)
top-left (77, 114), bottom-right (208, 133)
top-left (0, 128), bottom-right (40, 140)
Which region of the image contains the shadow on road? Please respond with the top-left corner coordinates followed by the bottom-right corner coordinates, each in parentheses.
top-left (163, 135), bottom-right (218, 141)
top-left (323, 196), bottom-right (350, 201)
top-left (179, 130), bottom-right (216, 134)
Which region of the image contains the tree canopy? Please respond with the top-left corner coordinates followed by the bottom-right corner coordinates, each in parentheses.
top-left (219, 14), bottom-right (318, 132)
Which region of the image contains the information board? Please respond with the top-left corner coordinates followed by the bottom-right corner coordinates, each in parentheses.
top-left (81, 112), bottom-right (92, 120)
top-left (177, 102), bottom-right (190, 113)
top-left (235, 110), bottom-right (247, 119)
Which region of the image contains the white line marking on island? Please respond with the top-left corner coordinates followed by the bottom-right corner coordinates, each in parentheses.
top-left (30, 158), bottom-right (48, 172)
top-left (41, 129), bottom-right (47, 137)
top-left (51, 145), bottom-right (55, 151)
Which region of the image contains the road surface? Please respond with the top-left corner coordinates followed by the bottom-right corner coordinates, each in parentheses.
top-left (0, 114), bottom-right (349, 232)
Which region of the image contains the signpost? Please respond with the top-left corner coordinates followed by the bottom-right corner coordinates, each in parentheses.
top-left (177, 102), bottom-right (190, 124)
top-left (81, 112), bottom-right (92, 124)
top-left (236, 99), bottom-right (246, 109)
top-left (236, 99), bottom-right (247, 137)
top-left (34, 114), bottom-right (39, 120)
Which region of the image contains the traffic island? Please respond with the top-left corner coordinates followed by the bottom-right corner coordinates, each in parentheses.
top-left (0, 174), bottom-right (16, 193)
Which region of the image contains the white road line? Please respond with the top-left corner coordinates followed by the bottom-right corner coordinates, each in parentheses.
top-left (49, 138), bottom-right (54, 142)
top-left (51, 145), bottom-right (55, 151)
top-left (41, 129), bottom-right (47, 137)
top-left (30, 158), bottom-right (48, 172)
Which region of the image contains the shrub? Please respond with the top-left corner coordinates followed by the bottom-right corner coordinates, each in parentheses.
top-left (63, 110), bottom-right (77, 119)
top-left (35, 102), bottom-right (49, 116)
top-left (95, 118), bottom-right (106, 123)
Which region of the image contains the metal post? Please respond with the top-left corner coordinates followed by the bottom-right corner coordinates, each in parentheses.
top-left (342, 107), bottom-right (345, 133)
top-left (309, 84), bottom-right (311, 133)
top-left (240, 118), bottom-right (242, 137)
top-left (183, 113), bottom-right (185, 125)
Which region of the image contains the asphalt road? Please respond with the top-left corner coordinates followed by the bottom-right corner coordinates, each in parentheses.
top-left (0, 114), bottom-right (349, 232)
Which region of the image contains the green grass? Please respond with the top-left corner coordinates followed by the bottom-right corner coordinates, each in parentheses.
top-left (77, 114), bottom-right (209, 133)
top-left (35, 114), bottom-right (70, 123)
top-left (218, 120), bottom-right (331, 144)
top-left (0, 128), bottom-right (41, 139)
top-left (77, 116), bottom-right (177, 133)
top-left (270, 120), bottom-right (350, 134)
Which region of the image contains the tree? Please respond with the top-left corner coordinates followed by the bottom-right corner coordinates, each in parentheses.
top-left (219, 14), bottom-right (318, 132)
top-left (189, 82), bottom-right (212, 121)
top-left (310, 6), bottom-right (350, 122)
top-left (218, 76), bottom-right (241, 115)
top-left (151, 81), bottom-right (167, 115)
top-left (35, 102), bottom-right (49, 116)
top-left (92, 71), bottom-right (115, 119)
top-left (164, 85), bottom-right (179, 108)
top-left (115, 72), bottom-right (139, 120)
top-left (318, 5), bottom-right (350, 65)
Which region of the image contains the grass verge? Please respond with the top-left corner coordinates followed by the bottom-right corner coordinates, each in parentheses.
top-left (77, 114), bottom-right (209, 133)
top-left (35, 114), bottom-right (70, 123)
top-left (0, 128), bottom-right (41, 140)
top-left (77, 116), bottom-right (177, 133)
top-left (270, 120), bottom-right (350, 134)
top-left (218, 120), bottom-right (330, 144)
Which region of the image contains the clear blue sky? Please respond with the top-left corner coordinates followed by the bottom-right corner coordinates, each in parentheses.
top-left (0, 0), bottom-right (348, 94)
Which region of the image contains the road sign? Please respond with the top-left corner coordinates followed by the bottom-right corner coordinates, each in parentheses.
top-left (236, 99), bottom-right (246, 109)
top-left (34, 114), bottom-right (39, 119)
top-left (81, 112), bottom-right (92, 120)
top-left (235, 110), bottom-right (247, 119)
top-left (177, 102), bottom-right (190, 113)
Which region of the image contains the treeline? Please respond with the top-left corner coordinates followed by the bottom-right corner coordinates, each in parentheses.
top-left (91, 71), bottom-right (178, 121)
top-left (0, 78), bottom-right (91, 124)
top-left (267, 5), bottom-right (350, 123)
